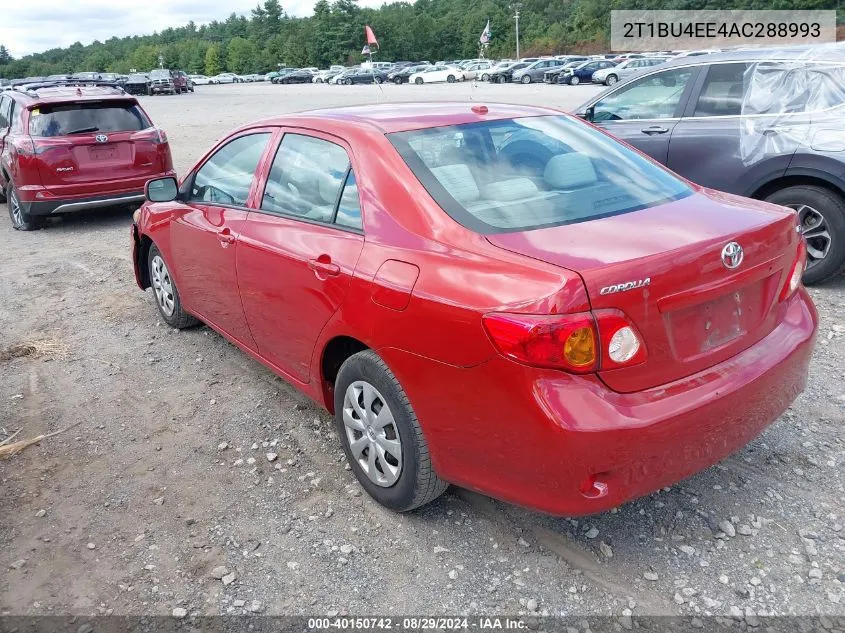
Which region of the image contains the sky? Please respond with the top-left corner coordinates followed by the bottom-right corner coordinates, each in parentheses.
top-left (0, 0), bottom-right (386, 58)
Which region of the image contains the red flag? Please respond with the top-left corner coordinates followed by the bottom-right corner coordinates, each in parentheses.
top-left (365, 25), bottom-right (379, 48)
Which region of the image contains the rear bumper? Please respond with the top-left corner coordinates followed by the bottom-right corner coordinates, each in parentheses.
top-left (379, 289), bottom-right (817, 516)
top-left (18, 175), bottom-right (173, 215)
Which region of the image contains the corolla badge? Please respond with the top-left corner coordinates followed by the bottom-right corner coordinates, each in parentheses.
top-left (95, 134), bottom-right (109, 143)
top-left (600, 278), bottom-right (651, 295)
top-left (721, 242), bottom-right (744, 270)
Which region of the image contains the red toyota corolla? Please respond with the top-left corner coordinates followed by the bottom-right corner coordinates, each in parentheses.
top-left (131, 103), bottom-right (817, 516)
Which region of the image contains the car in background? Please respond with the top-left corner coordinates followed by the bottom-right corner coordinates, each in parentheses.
top-left (148, 69), bottom-right (177, 95)
top-left (131, 102), bottom-right (815, 516)
top-left (592, 57), bottom-right (668, 86)
top-left (0, 78), bottom-right (11, 91)
top-left (462, 61), bottom-right (494, 81)
top-left (264, 71), bottom-right (280, 82)
top-left (558, 59), bottom-right (617, 85)
top-left (172, 71), bottom-right (191, 93)
top-left (487, 61), bottom-right (530, 83)
top-left (190, 74), bottom-right (211, 85)
top-left (211, 73), bottom-right (240, 84)
top-left (124, 73), bottom-right (153, 95)
top-left (276, 69), bottom-right (314, 84)
top-left (387, 64), bottom-right (429, 84)
top-left (71, 72), bottom-right (101, 82)
top-left (410, 65), bottom-right (463, 84)
top-left (577, 47), bottom-right (845, 282)
top-left (339, 68), bottom-right (388, 85)
top-left (314, 69), bottom-right (344, 83)
top-left (0, 84), bottom-right (174, 230)
top-left (544, 57), bottom-right (589, 83)
top-left (512, 58), bottom-right (568, 84)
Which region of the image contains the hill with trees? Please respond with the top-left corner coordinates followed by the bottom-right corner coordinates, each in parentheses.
top-left (0, 0), bottom-right (839, 78)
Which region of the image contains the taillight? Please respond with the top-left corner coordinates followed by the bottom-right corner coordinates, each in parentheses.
top-left (131, 128), bottom-right (168, 144)
top-left (779, 239), bottom-right (807, 302)
top-left (482, 312), bottom-right (598, 373)
top-left (594, 309), bottom-right (647, 370)
top-left (483, 310), bottom-right (646, 373)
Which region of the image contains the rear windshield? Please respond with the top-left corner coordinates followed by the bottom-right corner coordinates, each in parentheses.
top-left (388, 115), bottom-right (691, 233)
top-left (29, 101), bottom-right (151, 137)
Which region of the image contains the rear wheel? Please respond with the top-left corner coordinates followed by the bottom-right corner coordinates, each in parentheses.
top-left (7, 185), bottom-right (43, 231)
top-left (570, 75), bottom-right (580, 85)
top-left (764, 185), bottom-right (845, 284)
top-left (394, 77), bottom-right (402, 84)
top-left (497, 75), bottom-right (506, 84)
top-left (521, 75), bottom-right (531, 84)
top-left (148, 244), bottom-right (199, 328)
top-left (374, 76), bottom-right (383, 84)
top-left (605, 74), bottom-right (618, 86)
top-left (415, 77), bottom-right (423, 85)
top-left (480, 73), bottom-right (489, 81)
top-left (447, 75), bottom-right (456, 83)
top-left (334, 350), bottom-right (448, 512)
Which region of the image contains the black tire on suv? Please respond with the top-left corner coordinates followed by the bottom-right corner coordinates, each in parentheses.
top-left (765, 185), bottom-right (845, 284)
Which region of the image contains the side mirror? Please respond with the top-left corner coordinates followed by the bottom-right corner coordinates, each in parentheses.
top-left (579, 106), bottom-right (595, 122)
top-left (145, 177), bottom-right (179, 203)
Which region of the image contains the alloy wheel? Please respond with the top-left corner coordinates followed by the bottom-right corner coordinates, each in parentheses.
top-left (342, 380), bottom-right (403, 487)
top-left (150, 255), bottom-right (176, 316)
top-left (9, 188), bottom-right (23, 227)
top-left (606, 75), bottom-right (618, 85)
top-left (789, 203), bottom-right (832, 269)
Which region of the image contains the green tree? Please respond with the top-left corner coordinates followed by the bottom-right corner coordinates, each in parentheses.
top-left (205, 44), bottom-right (222, 76)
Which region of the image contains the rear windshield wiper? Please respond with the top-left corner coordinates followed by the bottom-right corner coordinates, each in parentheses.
top-left (65, 126), bottom-right (100, 135)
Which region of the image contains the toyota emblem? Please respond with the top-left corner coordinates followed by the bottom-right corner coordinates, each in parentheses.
top-left (721, 242), bottom-right (744, 270)
top-left (95, 134), bottom-right (109, 144)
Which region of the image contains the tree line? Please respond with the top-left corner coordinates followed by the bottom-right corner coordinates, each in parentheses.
top-left (0, 0), bottom-right (839, 79)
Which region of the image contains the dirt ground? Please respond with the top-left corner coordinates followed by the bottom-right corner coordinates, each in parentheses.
top-left (0, 82), bottom-right (843, 621)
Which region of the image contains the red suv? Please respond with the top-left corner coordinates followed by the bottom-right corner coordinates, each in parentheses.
top-left (0, 84), bottom-right (174, 230)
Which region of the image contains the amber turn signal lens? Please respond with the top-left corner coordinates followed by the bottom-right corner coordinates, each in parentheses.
top-left (563, 326), bottom-right (596, 367)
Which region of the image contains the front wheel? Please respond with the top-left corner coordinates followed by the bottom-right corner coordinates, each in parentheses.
top-left (765, 185), bottom-right (845, 284)
top-left (414, 77), bottom-right (423, 85)
top-left (148, 244), bottom-right (199, 328)
top-left (480, 73), bottom-right (489, 81)
top-left (394, 77), bottom-right (402, 85)
top-left (605, 74), bottom-right (618, 86)
top-left (374, 77), bottom-right (383, 84)
top-left (570, 76), bottom-right (580, 85)
top-left (334, 350), bottom-right (448, 512)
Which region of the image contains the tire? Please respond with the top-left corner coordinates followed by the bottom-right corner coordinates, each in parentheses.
top-left (7, 184), bottom-right (43, 231)
top-left (316, 78), bottom-right (323, 83)
top-left (374, 77), bottom-right (383, 84)
top-left (480, 73), bottom-right (489, 81)
top-left (447, 75), bottom-right (456, 83)
top-left (334, 350), bottom-right (448, 512)
top-left (497, 75), bottom-right (506, 84)
top-left (414, 77), bottom-right (423, 85)
top-left (570, 75), bottom-right (580, 85)
top-left (521, 75), bottom-right (531, 84)
top-left (394, 77), bottom-right (402, 85)
top-left (764, 185), bottom-right (845, 284)
top-left (605, 74), bottom-right (618, 86)
top-left (147, 244), bottom-right (199, 328)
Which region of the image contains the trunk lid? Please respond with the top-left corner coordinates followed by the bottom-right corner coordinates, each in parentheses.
top-left (28, 100), bottom-right (168, 193)
top-left (486, 191), bottom-right (799, 392)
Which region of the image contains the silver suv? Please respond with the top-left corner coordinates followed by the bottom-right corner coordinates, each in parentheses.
top-left (577, 47), bottom-right (845, 283)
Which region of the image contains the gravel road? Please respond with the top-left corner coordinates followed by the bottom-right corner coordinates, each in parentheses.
top-left (0, 82), bottom-right (843, 622)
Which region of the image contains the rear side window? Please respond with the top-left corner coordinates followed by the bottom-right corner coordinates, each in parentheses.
top-left (389, 115), bottom-right (691, 234)
top-left (29, 102), bottom-right (151, 137)
top-left (261, 134), bottom-right (355, 227)
top-left (693, 63), bottom-right (748, 117)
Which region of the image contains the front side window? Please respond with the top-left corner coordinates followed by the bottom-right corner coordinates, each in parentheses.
top-left (190, 133), bottom-right (271, 206)
top-left (261, 133), bottom-right (351, 225)
top-left (694, 63), bottom-right (748, 117)
top-left (591, 68), bottom-right (694, 121)
top-left (389, 115), bottom-right (691, 233)
top-left (29, 101), bottom-right (151, 137)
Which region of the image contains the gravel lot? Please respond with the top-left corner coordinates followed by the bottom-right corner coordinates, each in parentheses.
top-left (0, 82), bottom-right (843, 622)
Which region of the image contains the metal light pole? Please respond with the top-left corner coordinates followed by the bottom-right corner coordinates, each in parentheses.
top-left (512, 3), bottom-right (522, 61)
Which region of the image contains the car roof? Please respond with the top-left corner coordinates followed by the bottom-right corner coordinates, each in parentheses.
top-left (9, 85), bottom-right (134, 106)
top-left (246, 102), bottom-right (563, 135)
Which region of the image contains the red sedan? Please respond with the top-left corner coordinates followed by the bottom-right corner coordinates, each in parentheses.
top-left (131, 103), bottom-right (817, 516)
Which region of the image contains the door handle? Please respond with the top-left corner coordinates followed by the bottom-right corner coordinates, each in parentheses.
top-left (217, 228), bottom-right (236, 246)
top-left (641, 125), bottom-right (669, 135)
top-left (308, 257), bottom-right (340, 277)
